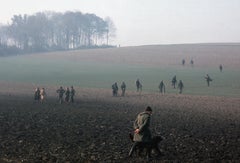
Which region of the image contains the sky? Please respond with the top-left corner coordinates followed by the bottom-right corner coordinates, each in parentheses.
top-left (1, 0), bottom-right (240, 46)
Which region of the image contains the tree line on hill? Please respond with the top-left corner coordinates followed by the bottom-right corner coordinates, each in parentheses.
top-left (0, 11), bottom-right (116, 56)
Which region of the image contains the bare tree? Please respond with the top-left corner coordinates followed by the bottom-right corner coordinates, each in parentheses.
top-left (0, 10), bottom-right (116, 54)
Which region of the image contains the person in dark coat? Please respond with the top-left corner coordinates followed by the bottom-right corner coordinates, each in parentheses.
top-left (182, 59), bottom-right (185, 66)
top-left (70, 86), bottom-right (75, 103)
top-left (121, 81), bottom-right (126, 96)
top-left (219, 64), bottom-right (223, 72)
top-left (158, 80), bottom-right (165, 94)
top-left (112, 82), bottom-right (118, 96)
top-left (178, 80), bottom-right (184, 94)
top-left (34, 87), bottom-right (40, 101)
top-left (136, 79), bottom-right (142, 92)
top-left (129, 106), bottom-right (153, 158)
top-left (65, 87), bottom-right (70, 103)
top-left (190, 59), bottom-right (194, 67)
top-left (171, 75), bottom-right (177, 89)
top-left (56, 86), bottom-right (65, 104)
top-left (205, 74), bottom-right (212, 87)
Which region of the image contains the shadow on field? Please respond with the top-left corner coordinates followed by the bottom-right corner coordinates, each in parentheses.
top-left (0, 93), bottom-right (239, 162)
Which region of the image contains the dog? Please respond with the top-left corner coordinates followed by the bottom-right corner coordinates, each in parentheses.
top-left (128, 133), bottom-right (163, 158)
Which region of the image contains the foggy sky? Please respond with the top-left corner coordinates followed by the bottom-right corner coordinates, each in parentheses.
top-left (1, 0), bottom-right (240, 46)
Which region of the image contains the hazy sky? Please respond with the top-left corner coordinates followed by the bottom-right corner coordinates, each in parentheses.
top-left (1, 0), bottom-right (240, 46)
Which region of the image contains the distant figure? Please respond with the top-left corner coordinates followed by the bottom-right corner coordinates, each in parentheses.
top-left (182, 59), bottom-right (185, 66)
top-left (136, 79), bottom-right (142, 92)
top-left (121, 81), bottom-right (126, 96)
top-left (70, 86), bottom-right (75, 103)
top-left (56, 86), bottom-right (65, 104)
top-left (205, 74), bottom-right (212, 87)
top-left (178, 80), bottom-right (184, 94)
top-left (219, 64), bottom-right (223, 72)
top-left (115, 82), bottom-right (119, 96)
top-left (112, 82), bottom-right (118, 96)
top-left (158, 80), bottom-right (165, 94)
top-left (190, 59), bottom-right (194, 66)
top-left (65, 87), bottom-right (70, 103)
top-left (34, 87), bottom-right (40, 101)
top-left (112, 83), bottom-right (115, 96)
top-left (40, 88), bottom-right (46, 103)
top-left (139, 83), bottom-right (142, 93)
top-left (171, 75), bottom-right (177, 89)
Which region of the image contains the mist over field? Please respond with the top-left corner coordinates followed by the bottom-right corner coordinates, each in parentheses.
top-left (0, 44), bottom-right (240, 97)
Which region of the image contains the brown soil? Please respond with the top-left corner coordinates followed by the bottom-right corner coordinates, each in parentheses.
top-left (0, 82), bottom-right (239, 162)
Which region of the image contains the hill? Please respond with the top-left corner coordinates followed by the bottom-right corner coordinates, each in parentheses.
top-left (0, 43), bottom-right (240, 97)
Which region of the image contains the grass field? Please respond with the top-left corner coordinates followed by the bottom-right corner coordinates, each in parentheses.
top-left (0, 44), bottom-right (240, 97)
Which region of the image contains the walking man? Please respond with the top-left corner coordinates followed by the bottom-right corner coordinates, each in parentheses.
top-left (182, 59), bottom-right (185, 66)
top-left (136, 79), bottom-right (142, 92)
top-left (129, 106), bottom-right (153, 159)
top-left (34, 87), bottom-right (40, 102)
top-left (56, 86), bottom-right (65, 104)
top-left (158, 80), bottom-right (165, 94)
top-left (190, 59), bottom-right (194, 67)
top-left (205, 74), bottom-right (212, 87)
top-left (65, 87), bottom-right (70, 103)
top-left (171, 75), bottom-right (177, 89)
top-left (219, 64), bottom-right (223, 72)
top-left (178, 80), bottom-right (184, 94)
top-left (112, 82), bottom-right (118, 96)
top-left (121, 81), bottom-right (126, 96)
top-left (70, 86), bottom-right (75, 103)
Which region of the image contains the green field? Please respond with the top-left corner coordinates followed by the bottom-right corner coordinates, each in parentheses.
top-left (0, 47), bottom-right (240, 97)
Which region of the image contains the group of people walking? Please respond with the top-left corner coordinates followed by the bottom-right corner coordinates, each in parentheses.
top-left (35, 72), bottom-right (215, 103)
top-left (111, 73), bottom-right (214, 97)
top-left (34, 86), bottom-right (75, 104)
top-left (56, 86), bottom-right (75, 104)
top-left (182, 59), bottom-right (194, 66)
top-left (111, 77), bottom-right (184, 97)
top-left (112, 82), bottom-right (126, 97)
top-left (158, 76), bottom-right (184, 94)
top-left (171, 76), bottom-right (184, 94)
top-left (34, 87), bottom-right (46, 103)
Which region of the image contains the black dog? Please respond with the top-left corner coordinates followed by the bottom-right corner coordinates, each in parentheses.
top-left (128, 133), bottom-right (163, 158)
